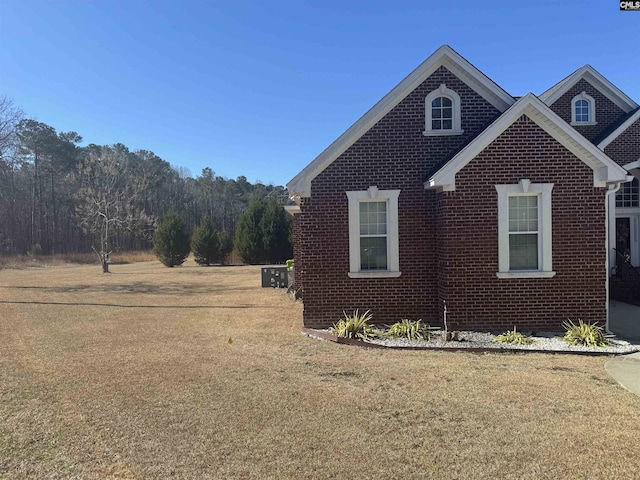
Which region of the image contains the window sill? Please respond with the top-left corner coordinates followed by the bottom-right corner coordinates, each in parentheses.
top-left (570, 121), bottom-right (597, 126)
top-left (496, 271), bottom-right (556, 279)
top-left (422, 129), bottom-right (464, 137)
top-left (348, 271), bottom-right (402, 279)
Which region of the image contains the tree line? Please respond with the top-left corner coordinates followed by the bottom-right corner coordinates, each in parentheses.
top-left (0, 96), bottom-right (292, 264)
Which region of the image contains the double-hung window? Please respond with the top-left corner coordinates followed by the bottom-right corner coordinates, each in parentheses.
top-left (346, 187), bottom-right (401, 278)
top-left (508, 195), bottom-right (539, 270)
top-left (359, 201), bottom-right (388, 270)
top-left (496, 180), bottom-right (555, 278)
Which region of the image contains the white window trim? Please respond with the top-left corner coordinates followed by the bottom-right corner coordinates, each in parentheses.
top-left (495, 179), bottom-right (555, 279)
top-left (423, 84), bottom-right (464, 136)
top-left (346, 186), bottom-right (401, 278)
top-left (570, 91), bottom-right (597, 126)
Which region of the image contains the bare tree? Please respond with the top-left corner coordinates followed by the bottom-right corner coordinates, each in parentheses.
top-left (75, 146), bottom-right (154, 272)
top-left (0, 95), bottom-right (23, 160)
top-left (0, 96), bottom-right (24, 253)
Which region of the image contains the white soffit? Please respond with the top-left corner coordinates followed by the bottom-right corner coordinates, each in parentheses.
top-left (286, 45), bottom-right (515, 197)
top-left (427, 93), bottom-right (629, 191)
top-left (598, 108), bottom-right (640, 149)
top-left (539, 65), bottom-right (638, 113)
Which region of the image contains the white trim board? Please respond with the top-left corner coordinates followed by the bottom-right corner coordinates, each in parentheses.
top-left (495, 180), bottom-right (555, 279)
top-left (346, 187), bottom-right (401, 278)
top-left (287, 45), bottom-right (515, 198)
top-left (427, 93), bottom-right (629, 191)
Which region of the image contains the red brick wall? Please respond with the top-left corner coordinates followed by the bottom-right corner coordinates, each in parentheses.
top-left (297, 66), bottom-right (502, 328)
top-left (295, 70), bottom-right (609, 331)
top-left (291, 211), bottom-right (303, 296)
top-left (604, 117), bottom-right (640, 167)
top-left (547, 78), bottom-right (627, 143)
top-left (438, 116), bottom-right (607, 331)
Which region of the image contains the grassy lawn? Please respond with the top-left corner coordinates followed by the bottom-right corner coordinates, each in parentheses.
top-left (1, 260), bottom-right (640, 479)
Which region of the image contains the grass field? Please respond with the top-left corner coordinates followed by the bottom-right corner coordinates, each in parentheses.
top-left (1, 260), bottom-right (640, 479)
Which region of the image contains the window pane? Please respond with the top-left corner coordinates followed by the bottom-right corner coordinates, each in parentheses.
top-left (431, 97), bottom-right (441, 107)
top-left (432, 119), bottom-right (441, 130)
top-left (575, 100), bottom-right (590, 122)
top-left (508, 196), bottom-right (538, 232)
top-left (442, 119), bottom-right (452, 130)
top-left (616, 179), bottom-right (640, 208)
top-left (432, 108), bottom-right (442, 119)
top-left (442, 107), bottom-right (452, 119)
top-left (360, 201), bottom-right (387, 235)
top-left (509, 234), bottom-right (538, 270)
top-left (441, 97), bottom-right (452, 107)
top-left (360, 237), bottom-right (387, 270)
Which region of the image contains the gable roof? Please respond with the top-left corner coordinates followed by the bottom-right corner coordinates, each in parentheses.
top-left (287, 45), bottom-right (515, 197)
top-left (597, 107), bottom-right (640, 149)
top-left (427, 93), bottom-right (629, 191)
top-left (539, 65), bottom-right (638, 113)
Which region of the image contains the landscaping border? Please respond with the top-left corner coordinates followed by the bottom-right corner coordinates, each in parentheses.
top-left (302, 328), bottom-right (631, 356)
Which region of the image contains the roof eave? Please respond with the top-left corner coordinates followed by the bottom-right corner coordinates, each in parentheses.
top-left (428, 93), bottom-right (629, 191)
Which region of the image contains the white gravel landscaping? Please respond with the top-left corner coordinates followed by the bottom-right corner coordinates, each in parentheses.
top-left (308, 329), bottom-right (638, 354)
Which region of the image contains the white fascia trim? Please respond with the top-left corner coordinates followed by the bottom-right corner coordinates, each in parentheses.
top-left (346, 187), bottom-right (401, 278)
top-left (540, 65), bottom-right (638, 113)
top-left (286, 45), bottom-right (515, 197)
top-left (623, 161), bottom-right (640, 177)
top-left (284, 205), bottom-right (301, 215)
top-left (426, 93), bottom-right (629, 191)
top-left (598, 109), bottom-right (640, 149)
top-left (496, 181), bottom-right (554, 276)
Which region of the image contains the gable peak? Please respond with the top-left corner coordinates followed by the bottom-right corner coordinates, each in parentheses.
top-left (540, 64), bottom-right (638, 113)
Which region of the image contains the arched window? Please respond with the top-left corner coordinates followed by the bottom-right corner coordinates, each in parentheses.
top-left (431, 96), bottom-right (453, 130)
top-left (424, 84), bottom-right (463, 136)
top-left (571, 92), bottom-right (596, 125)
top-left (616, 178), bottom-right (639, 208)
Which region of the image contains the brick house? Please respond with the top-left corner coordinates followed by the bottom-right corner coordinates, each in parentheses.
top-left (286, 45), bottom-right (639, 332)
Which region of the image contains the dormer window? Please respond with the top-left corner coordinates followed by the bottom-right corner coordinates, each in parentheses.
top-left (423, 84), bottom-right (463, 136)
top-left (571, 92), bottom-right (596, 125)
top-left (432, 96), bottom-right (453, 130)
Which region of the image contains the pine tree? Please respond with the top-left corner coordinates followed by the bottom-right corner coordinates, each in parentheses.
top-left (260, 197), bottom-right (293, 263)
top-left (191, 216), bottom-right (220, 266)
top-left (217, 230), bottom-right (233, 265)
top-left (235, 196), bottom-right (292, 264)
top-left (235, 196), bottom-right (267, 264)
top-left (153, 208), bottom-right (190, 267)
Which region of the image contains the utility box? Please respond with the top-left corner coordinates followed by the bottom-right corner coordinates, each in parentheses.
top-left (261, 266), bottom-right (288, 288)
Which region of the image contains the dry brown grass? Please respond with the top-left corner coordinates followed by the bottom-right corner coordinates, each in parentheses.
top-left (1, 259), bottom-right (639, 479)
top-left (0, 251), bottom-right (156, 270)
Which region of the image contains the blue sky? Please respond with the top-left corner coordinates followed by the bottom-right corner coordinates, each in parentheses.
top-left (1, 1), bottom-right (638, 186)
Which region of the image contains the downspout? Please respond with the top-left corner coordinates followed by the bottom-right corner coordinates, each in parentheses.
top-left (605, 181), bottom-right (624, 334)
